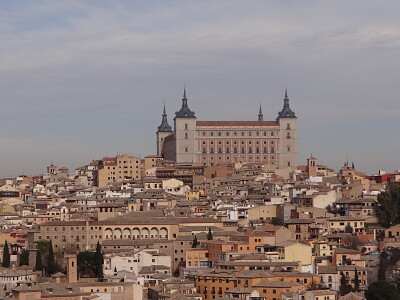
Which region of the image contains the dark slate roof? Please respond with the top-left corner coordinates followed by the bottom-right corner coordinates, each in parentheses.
top-left (157, 105), bottom-right (173, 132)
top-left (277, 89), bottom-right (296, 119)
top-left (175, 89), bottom-right (196, 119)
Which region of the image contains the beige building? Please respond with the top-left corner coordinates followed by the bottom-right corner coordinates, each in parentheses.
top-left (34, 216), bottom-right (221, 253)
top-left (157, 88), bottom-right (298, 168)
top-left (247, 205), bottom-right (279, 221)
top-left (96, 154), bottom-right (141, 187)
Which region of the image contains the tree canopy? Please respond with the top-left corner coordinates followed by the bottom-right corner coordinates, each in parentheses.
top-left (339, 272), bottom-right (353, 295)
top-left (270, 217), bottom-right (284, 226)
top-left (375, 183), bottom-right (400, 228)
top-left (192, 236), bottom-right (198, 248)
top-left (354, 268), bottom-right (360, 292)
top-left (77, 251), bottom-right (97, 278)
top-left (94, 241), bottom-right (104, 280)
top-left (207, 228), bottom-right (213, 240)
top-left (34, 250), bottom-right (43, 271)
top-left (365, 281), bottom-right (400, 300)
top-left (47, 240), bottom-right (55, 275)
top-left (19, 249), bottom-right (29, 266)
top-left (2, 240), bottom-right (10, 268)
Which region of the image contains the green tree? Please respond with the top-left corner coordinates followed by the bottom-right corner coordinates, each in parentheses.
top-left (207, 228), bottom-right (213, 240)
top-left (354, 267), bottom-right (360, 292)
top-left (375, 183), bottom-right (400, 228)
top-left (270, 217), bottom-right (284, 226)
top-left (36, 241), bottom-right (51, 254)
top-left (378, 256), bottom-right (387, 281)
top-left (344, 225), bottom-right (353, 233)
top-left (34, 250), bottom-right (43, 271)
top-left (19, 249), bottom-right (29, 266)
top-left (47, 240), bottom-right (55, 275)
top-left (77, 251), bottom-right (96, 278)
top-left (339, 272), bottom-right (353, 295)
top-left (365, 281), bottom-right (400, 300)
top-left (192, 236), bottom-right (198, 248)
top-left (94, 241), bottom-right (103, 280)
top-left (2, 240), bottom-right (10, 268)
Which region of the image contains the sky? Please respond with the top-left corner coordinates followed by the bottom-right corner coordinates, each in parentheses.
top-left (0, 0), bottom-right (399, 177)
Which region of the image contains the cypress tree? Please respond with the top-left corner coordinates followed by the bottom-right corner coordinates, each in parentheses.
top-left (378, 256), bottom-right (386, 281)
top-left (2, 240), bottom-right (10, 268)
top-left (354, 267), bottom-right (360, 292)
top-left (19, 249), bottom-right (29, 266)
top-left (207, 228), bottom-right (213, 240)
top-left (47, 240), bottom-right (55, 275)
top-left (339, 272), bottom-right (353, 295)
top-left (34, 249), bottom-right (43, 271)
top-left (95, 241), bottom-right (103, 280)
top-left (192, 236), bottom-right (198, 248)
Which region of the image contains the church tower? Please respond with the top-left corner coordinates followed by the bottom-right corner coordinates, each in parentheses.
top-left (174, 88), bottom-right (197, 162)
top-left (156, 104), bottom-right (173, 157)
top-left (277, 89), bottom-right (298, 169)
top-left (306, 155), bottom-right (317, 177)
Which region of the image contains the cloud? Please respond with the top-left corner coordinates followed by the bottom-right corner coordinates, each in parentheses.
top-left (0, 0), bottom-right (400, 176)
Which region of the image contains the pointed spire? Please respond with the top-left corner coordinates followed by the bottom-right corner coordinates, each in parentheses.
top-left (175, 87), bottom-right (196, 119)
top-left (284, 88), bottom-right (289, 107)
top-left (258, 103), bottom-right (263, 121)
top-left (157, 102), bottom-right (172, 132)
top-left (277, 87), bottom-right (296, 119)
top-left (182, 87), bottom-right (188, 108)
top-left (162, 103), bottom-right (168, 122)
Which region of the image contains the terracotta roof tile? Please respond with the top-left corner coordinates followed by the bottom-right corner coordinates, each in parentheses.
top-left (196, 121), bottom-right (278, 127)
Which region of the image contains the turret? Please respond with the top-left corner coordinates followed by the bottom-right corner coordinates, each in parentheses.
top-left (157, 104), bottom-right (172, 133)
top-left (156, 104), bottom-right (173, 157)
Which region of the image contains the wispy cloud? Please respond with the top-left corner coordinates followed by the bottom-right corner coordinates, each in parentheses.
top-left (0, 0), bottom-right (399, 175)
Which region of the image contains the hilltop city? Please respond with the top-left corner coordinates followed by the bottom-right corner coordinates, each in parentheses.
top-left (1, 90), bottom-right (399, 300)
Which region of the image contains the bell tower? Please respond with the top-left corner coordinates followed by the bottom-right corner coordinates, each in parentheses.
top-left (306, 155), bottom-right (317, 177)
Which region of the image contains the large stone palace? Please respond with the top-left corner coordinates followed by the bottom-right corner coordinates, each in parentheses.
top-left (156, 89), bottom-right (298, 168)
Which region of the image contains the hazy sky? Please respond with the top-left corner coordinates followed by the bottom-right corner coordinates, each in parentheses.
top-left (1, 0), bottom-right (399, 177)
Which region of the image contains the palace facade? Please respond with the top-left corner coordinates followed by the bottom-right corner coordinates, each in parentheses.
top-left (156, 89), bottom-right (297, 168)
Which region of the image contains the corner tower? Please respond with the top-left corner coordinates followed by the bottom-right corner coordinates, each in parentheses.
top-left (156, 104), bottom-right (173, 157)
top-left (174, 88), bottom-right (197, 162)
top-left (277, 89), bottom-right (298, 169)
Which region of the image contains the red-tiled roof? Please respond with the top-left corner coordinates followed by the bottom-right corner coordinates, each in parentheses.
top-left (196, 121), bottom-right (278, 127)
